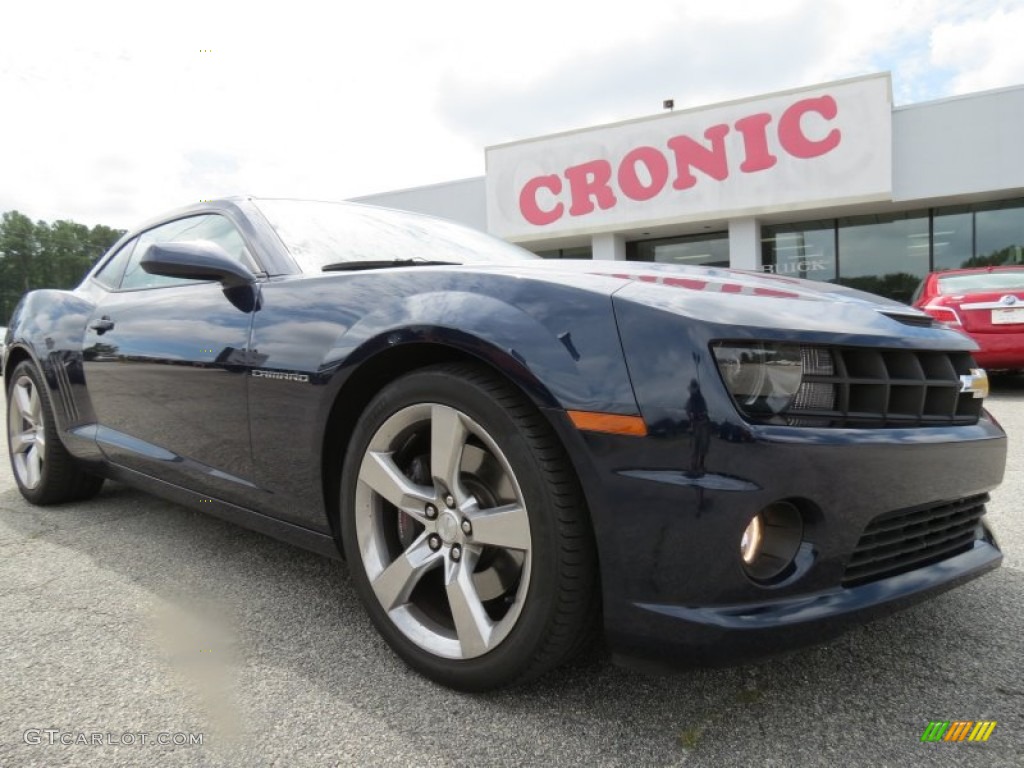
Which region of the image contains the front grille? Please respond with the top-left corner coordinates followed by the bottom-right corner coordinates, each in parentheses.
top-left (842, 494), bottom-right (988, 587)
top-left (792, 348), bottom-right (983, 428)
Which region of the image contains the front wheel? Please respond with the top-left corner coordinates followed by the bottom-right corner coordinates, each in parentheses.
top-left (340, 363), bottom-right (598, 691)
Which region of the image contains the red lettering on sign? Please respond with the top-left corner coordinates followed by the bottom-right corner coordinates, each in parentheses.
top-left (514, 91), bottom-right (845, 227)
top-left (618, 147), bottom-right (669, 202)
top-left (566, 160), bottom-right (617, 216)
top-left (778, 95), bottom-right (840, 159)
top-left (667, 124), bottom-right (730, 191)
top-left (733, 113), bottom-right (778, 173)
top-left (519, 175), bottom-right (564, 226)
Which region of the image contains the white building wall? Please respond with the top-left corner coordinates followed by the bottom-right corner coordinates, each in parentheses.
top-left (728, 218), bottom-right (761, 270)
top-left (592, 233), bottom-right (626, 260)
top-left (352, 177), bottom-right (488, 231)
top-left (893, 85), bottom-right (1024, 203)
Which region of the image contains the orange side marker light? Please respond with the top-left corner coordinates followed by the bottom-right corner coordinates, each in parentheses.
top-left (567, 410), bottom-right (647, 436)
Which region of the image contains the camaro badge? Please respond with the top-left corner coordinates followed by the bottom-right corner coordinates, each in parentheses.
top-left (959, 368), bottom-right (989, 399)
top-left (252, 369), bottom-right (310, 383)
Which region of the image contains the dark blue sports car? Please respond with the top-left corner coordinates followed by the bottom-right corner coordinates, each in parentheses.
top-left (4, 198), bottom-right (1006, 691)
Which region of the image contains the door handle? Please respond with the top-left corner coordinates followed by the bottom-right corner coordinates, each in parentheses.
top-left (90, 316), bottom-right (115, 334)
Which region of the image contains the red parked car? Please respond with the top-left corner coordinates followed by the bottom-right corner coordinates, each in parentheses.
top-left (912, 266), bottom-right (1024, 370)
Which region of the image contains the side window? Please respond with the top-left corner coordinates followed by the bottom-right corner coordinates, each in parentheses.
top-left (190, 214), bottom-right (258, 271)
top-left (93, 239), bottom-right (137, 289)
top-left (120, 214), bottom-right (257, 291)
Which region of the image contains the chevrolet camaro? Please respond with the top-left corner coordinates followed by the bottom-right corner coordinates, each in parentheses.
top-left (4, 198), bottom-right (1006, 691)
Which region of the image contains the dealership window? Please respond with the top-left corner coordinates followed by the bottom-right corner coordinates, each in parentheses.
top-left (974, 199), bottom-right (1024, 266)
top-left (933, 199), bottom-right (1024, 271)
top-left (836, 211), bottom-right (929, 304)
top-left (760, 220), bottom-right (836, 283)
top-left (761, 198), bottom-right (1024, 304)
top-left (535, 246), bottom-right (592, 259)
top-left (932, 206), bottom-right (973, 271)
top-left (627, 232), bottom-right (729, 267)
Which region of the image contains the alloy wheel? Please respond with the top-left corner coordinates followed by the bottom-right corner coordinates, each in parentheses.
top-left (354, 402), bottom-right (532, 660)
top-left (8, 374), bottom-right (46, 490)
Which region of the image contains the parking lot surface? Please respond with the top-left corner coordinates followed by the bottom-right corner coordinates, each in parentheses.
top-left (1, 376), bottom-right (1022, 767)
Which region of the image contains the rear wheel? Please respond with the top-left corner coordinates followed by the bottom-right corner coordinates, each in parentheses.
top-left (340, 363), bottom-right (597, 691)
top-left (6, 360), bottom-right (104, 505)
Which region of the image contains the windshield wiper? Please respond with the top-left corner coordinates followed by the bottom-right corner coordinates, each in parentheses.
top-left (321, 259), bottom-right (459, 272)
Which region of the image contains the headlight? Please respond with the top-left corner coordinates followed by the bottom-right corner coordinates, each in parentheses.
top-left (713, 342), bottom-right (803, 416)
top-left (712, 342), bottom-right (836, 423)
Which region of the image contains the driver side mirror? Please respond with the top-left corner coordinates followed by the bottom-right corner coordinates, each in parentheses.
top-left (141, 240), bottom-right (256, 289)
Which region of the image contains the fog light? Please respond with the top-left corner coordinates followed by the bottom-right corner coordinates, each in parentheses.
top-left (740, 515), bottom-right (763, 564)
top-left (741, 501), bottom-right (804, 583)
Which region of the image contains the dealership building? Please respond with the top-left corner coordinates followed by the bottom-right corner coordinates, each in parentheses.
top-left (355, 73), bottom-right (1024, 303)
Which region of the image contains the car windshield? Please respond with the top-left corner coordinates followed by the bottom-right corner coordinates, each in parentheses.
top-left (251, 198), bottom-right (537, 273)
top-left (938, 269), bottom-right (1024, 294)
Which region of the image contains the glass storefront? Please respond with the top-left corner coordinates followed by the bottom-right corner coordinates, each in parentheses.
top-left (976, 200), bottom-right (1024, 266)
top-left (758, 220), bottom-right (836, 282)
top-left (762, 198), bottom-right (1024, 303)
top-left (836, 212), bottom-right (929, 303)
top-left (531, 199), bottom-right (1023, 304)
top-left (627, 232), bottom-right (729, 267)
top-left (932, 206), bottom-right (973, 271)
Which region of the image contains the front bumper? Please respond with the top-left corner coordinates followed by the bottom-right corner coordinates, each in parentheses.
top-left (545, 408), bottom-right (1006, 668)
top-left (609, 536), bottom-right (1001, 668)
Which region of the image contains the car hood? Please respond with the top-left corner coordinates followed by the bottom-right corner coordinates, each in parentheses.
top-left (465, 259), bottom-right (971, 347)
top-left (472, 259), bottom-right (905, 306)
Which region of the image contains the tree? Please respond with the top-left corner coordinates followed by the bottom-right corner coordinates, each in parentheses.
top-left (0, 211), bottom-right (40, 322)
top-left (0, 211), bottom-right (124, 323)
top-left (962, 245), bottom-right (1024, 269)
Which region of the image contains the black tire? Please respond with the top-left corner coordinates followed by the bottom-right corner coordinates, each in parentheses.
top-left (6, 360), bottom-right (104, 505)
top-left (340, 363), bottom-right (598, 691)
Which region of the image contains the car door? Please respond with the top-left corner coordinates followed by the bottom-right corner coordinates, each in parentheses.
top-left (82, 213), bottom-right (262, 503)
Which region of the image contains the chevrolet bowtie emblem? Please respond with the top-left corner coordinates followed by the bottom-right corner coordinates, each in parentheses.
top-left (959, 368), bottom-right (989, 399)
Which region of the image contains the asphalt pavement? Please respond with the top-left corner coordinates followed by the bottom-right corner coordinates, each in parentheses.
top-left (1, 376), bottom-right (1022, 768)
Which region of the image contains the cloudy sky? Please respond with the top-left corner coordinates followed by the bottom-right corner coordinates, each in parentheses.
top-left (1, 0), bottom-right (1022, 229)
